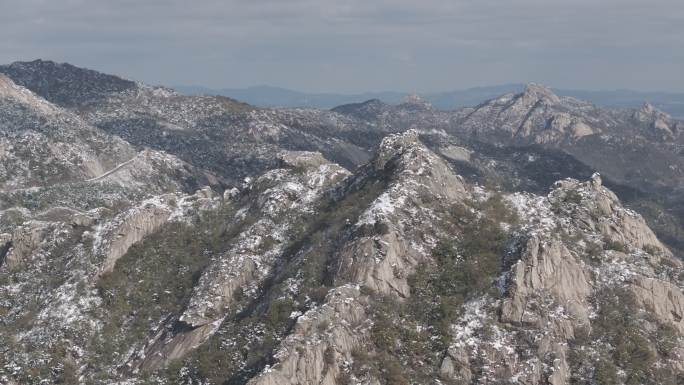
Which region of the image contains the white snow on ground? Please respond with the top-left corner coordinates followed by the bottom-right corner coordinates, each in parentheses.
top-left (0, 75), bottom-right (60, 116)
top-left (452, 299), bottom-right (487, 348)
top-left (356, 191), bottom-right (407, 226)
top-left (505, 192), bottom-right (556, 234)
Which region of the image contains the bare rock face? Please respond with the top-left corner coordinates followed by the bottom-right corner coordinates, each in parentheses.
top-left (2, 221), bottom-right (53, 269)
top-left (95, 199), bottom-right (173, 275)
top-left (437, 144), bottom-right (471, 162)
top-left (193, 135), bottom-right (683, 385)
top-left (551, 172), bottom-right (667, 253)
top-left (537, 112), bottom-right (595, 143)
top-left (630, 276), bottom-right (684, 332)
top-left (458, 83), bottom-right (585, 142)
top-left (0, 232), bottom-right (12, 267)
top-left (435, 170), bottom-right (684, 384)
top-left (179, 153), bottom-right (349, 328)
top-left (501, 236), bottom-right (592, 325)
top-left (279, 150), bottom-right (335, 170)
top-left (495, 235), bottom-right (589, 385)
top-left (440, 345), bottom-right (472, 382)
top-left (93, 187), bottom-right (222, 276)
top-left (133, 319), bottom-right (223, 372)
top-left (337, 130), bottom-right (468, 297)
top-left (633, 102), bottom-right (676, 136)
top-left (571, 121), bottom-right (594, 137)
top-left (399, 93), bottom-right (435, 112)
top-left (126, 152), bottom-right (351, 371)
top-left (248, 285), bottom-right (368, 385)
top-left (3, 62), bottom-right (684, 385)
top-left (521, 83), bottom-right (562, 106)
top-left (197, 132), bottom-right (474, 385)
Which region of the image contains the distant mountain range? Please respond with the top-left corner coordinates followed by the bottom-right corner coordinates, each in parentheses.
top-left (176, 84), bottom-right (684, 119)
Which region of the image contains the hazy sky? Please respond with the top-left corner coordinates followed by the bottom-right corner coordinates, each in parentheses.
top-left (1, 0), bottom-right (683, 93)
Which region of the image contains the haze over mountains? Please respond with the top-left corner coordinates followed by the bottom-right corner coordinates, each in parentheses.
top-left (176, 84), bottom-right (684, 119)
top-left (2, 59), bottom-right (684, 385)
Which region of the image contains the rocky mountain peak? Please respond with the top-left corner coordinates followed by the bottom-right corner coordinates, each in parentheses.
top-left (635, 101), bottom-right (670, 119)
top-left (590, 171), bottom-right (603, 188)
top-left (0, 59), bottom-right (137, 108)
top-left (3, 61), bottom-right (684, 385)
top-left (641, 101), bottom-right (658, 114)
top-left (521, 82), bottom-right (561, 105)
top-left (373, 129), bottom-right (422, 166)
top-left (632, 101), bottom-right (677, 136)
top-left (456, 83), bottom-right (583, 141)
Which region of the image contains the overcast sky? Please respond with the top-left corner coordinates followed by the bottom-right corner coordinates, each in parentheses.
top-left (1, 0), bottom-right (682, 93)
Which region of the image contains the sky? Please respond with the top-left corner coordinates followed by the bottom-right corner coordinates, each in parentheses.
top-left (1, 0), bottom-right (683, 93)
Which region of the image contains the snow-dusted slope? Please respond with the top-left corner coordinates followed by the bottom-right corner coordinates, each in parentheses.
top-left (2, 60), bottom-right (684, 385)
top-left (0, 74), bottom-right (137, 190)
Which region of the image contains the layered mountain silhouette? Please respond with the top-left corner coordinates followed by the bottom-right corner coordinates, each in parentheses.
top-left (176, 83), bottom-right (684, 119)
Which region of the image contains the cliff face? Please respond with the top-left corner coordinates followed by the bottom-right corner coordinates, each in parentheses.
top-left (2, 61), bottom-right (684, 385)
top-left (237, 135), bottom-right (684, 385)
top-left (445, 174), bottom-right (683, 384)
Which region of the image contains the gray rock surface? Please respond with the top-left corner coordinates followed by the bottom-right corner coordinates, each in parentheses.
top-left (1, 60), bottom-right (684, 385)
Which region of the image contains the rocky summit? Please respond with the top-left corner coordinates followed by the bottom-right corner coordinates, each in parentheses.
top-left (1, 60), bottom-right (684, 385)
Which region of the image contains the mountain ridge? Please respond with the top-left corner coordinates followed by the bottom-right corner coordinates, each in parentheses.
top-left (176, 82), bottom-right (684, 118)
top-left (2, 59), bottom-right (684, 385)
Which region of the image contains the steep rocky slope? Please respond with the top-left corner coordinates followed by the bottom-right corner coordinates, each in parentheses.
top-left (2, 60), bottom-right (684, 385)
top-left (5, 61), bottom-right (681, 210)
top-left (3, 127), bottom-right (684, 384)
top-left (330, 84), bottom-right (684, 193)
top-left (453, 84), bottom-right (684, 185)
top-left (332, 84), bottom-right (684, 257)
top-left (1, 60), bottom-right (382, 185)
top-left (0, 74), bottom-right (135, 190)
top-left (454, 85), bottom-right (684, 256)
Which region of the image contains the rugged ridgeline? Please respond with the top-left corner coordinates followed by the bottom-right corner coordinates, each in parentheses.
top-left (331, 85), bottom-right (684, 256)
top-left (453, 83), bottom-right (684, 196)
top-left (1, 61), bottom-right (684, 384)
top-left (0, 60), bottom-right (387, 185)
